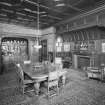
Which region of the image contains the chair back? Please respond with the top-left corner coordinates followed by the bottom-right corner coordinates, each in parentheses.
top-left (48, 71), bottom-right (59, 88)
top-left (32, 63), bottom-right (44, 73)
top-left (24, 60), bottom-right (31, 65)
top-left (16, 64), bottom-right (24, 81)
top-left (55, 64), bottom-right (62, 70)
top-left (48, 71), bottom-right (58, 81)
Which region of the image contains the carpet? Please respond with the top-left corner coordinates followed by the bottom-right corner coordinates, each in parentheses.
top-left (1, 69), bottom-right (105, 105)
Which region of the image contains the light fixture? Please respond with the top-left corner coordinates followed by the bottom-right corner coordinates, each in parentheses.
top-left (33, 0), bottom-right (42, 49)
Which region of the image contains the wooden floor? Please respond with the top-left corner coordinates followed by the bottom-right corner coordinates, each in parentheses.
top-left (0, 68), bottom-right (105, 105)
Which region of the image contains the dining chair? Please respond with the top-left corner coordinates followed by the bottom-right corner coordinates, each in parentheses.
top-left (16, 64), bottom-right (35, 94)
top-left (100, 64), bottom-right (105, 81)
top-left (46, 71), bottom-right (59, 98)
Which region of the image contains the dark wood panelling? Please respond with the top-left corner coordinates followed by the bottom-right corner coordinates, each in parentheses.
top-left (98, 13), bottom-right (105, 24)
top-left (68, 22), bottom-right (74, 29)
top-left (78, 56), bottom-right (90, 69)
top-left (75, 18), bottom-right (84, 26)
top-left (85, 15), bottom-right (96, 24)
top-left (40, 39), bottom-right (47, 61)
top-left (60, 27), bottom-right (101, 42)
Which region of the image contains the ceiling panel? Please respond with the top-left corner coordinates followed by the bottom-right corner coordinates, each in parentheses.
top-left (75, 0), bottom-right (105, 11)
top-left (0, 0), bottom-right (105, 29)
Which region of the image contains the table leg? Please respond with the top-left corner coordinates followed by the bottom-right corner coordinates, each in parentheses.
top-left (101, 69), bottom-right (104, 81)
top-left (34, 82), bottom-right (40, 95)
top-left (62, 75), bottom-right (66, 87)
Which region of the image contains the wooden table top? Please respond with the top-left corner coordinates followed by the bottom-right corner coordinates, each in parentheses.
top-left (22, 64), bottom-right (67, 81)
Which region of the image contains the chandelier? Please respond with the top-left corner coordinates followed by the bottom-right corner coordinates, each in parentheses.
top-left (33, 0), bottom-right (42, 49)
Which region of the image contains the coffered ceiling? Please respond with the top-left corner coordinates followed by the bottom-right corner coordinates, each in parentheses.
top-left (0, 0), bottom-right (105, 29)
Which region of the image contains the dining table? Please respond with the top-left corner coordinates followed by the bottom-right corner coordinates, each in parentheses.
top-left (22, 64), bottom-right (67, 95)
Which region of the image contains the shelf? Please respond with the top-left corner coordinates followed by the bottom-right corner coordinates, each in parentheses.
top-left (2, 37), bottom-right (28, 64)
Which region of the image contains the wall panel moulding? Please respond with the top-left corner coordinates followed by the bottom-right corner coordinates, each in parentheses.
top-left (98, 13), bottom-right (105, 26)
top-left (56, 14), bottom-right (98, 34)
top-left (55, 6), bottom-right (105, 34)
top-left (55, 5), bottom-right (105, 26)
top-left (74, 18), bottom-right (84, 26)
top-left (0, 23), bottom-right (41, 37)
top-left (1, 32), bottom-right (36, 39)
top-left (59, 26), bottom-right (102, 42)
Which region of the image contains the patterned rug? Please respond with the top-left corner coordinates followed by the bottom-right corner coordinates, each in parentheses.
top-left (0, 86), bottom-right (26, 105)
top-left (1, 69), bottom-right (105, 105)
top-left (0, 69), bottom-right (39, 105)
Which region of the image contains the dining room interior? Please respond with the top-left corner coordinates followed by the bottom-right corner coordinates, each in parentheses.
top-left (1, 0), bottom-right (105, 105)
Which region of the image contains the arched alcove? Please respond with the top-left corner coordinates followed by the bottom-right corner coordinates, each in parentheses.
top-left (1, 37), bottom-right (28, 73)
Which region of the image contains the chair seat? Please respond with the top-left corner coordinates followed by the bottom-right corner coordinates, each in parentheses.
top-left (48, 80), bottom-right (58, 87)
top-left (44, 80), bottom-right (58, 87)
top-left (16, 63), bottom-right (35, 94)
top-left (42, 71), bottom-right (59, 98)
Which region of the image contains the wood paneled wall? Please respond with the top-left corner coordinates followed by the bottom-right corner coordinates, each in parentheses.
top-left (0, 22), bottom-right (42, 65)
top-left (55, 6), bottom-right (105, 34)
top-left (0, 23), bottom-right (41, 37)
top-left (41, 27), bottom-right (56, 61)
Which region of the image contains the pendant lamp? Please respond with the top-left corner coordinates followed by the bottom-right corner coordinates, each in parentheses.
top-left (33, 0), bottom-right (42, 49)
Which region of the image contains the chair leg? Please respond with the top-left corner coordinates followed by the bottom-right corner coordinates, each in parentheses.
top-left (22, 86), bottom-right (25, 95)
top-left (57, 85), bottom-right (59, 95)
top-left (34, 82), bottom-right (40, 95)
top-left (47, 85), bottom-right (59, 98)
top-left (19, 80), bottom-right (24, 95)
top-left (47, 86), bottom-right (50, 98)
top-left (62, 75), bottom-right (66, 87)
top-left (18, 78), bottom-right (21, 93)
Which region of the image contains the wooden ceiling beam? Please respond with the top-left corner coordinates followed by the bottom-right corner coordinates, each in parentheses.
top-left (0, 2), bottom-right (12, 6)
top-left (0, 2), bottom-right (62, 21)
top-left (55, 4), bottom-right (105, 26)
top-left (95, 0), bottom-right (105, 7)
top-left (16, 15), bottom-right (49, 25)
top-left (1, 8), bottom-right (13, 13)
top-left (25, 0), bottom-right (70, 16)
top-left (67, 4), bottom-right (85, 12)
top-left (23, 8), bottom-right (62, 20)
top-left (8, 16), bottom-right (49, 25)
top-left (72, 0), bottom-right (84, 6)
top-left (0, 1), bottom-right (64, 24)
top-left (47, 15), bottom-right (62, 20)
top-left (0, 9), bottom-right (50, 24)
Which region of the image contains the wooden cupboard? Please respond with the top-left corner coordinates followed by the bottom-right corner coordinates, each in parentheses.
top-left (1, 37), bottom-right (28, 72)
